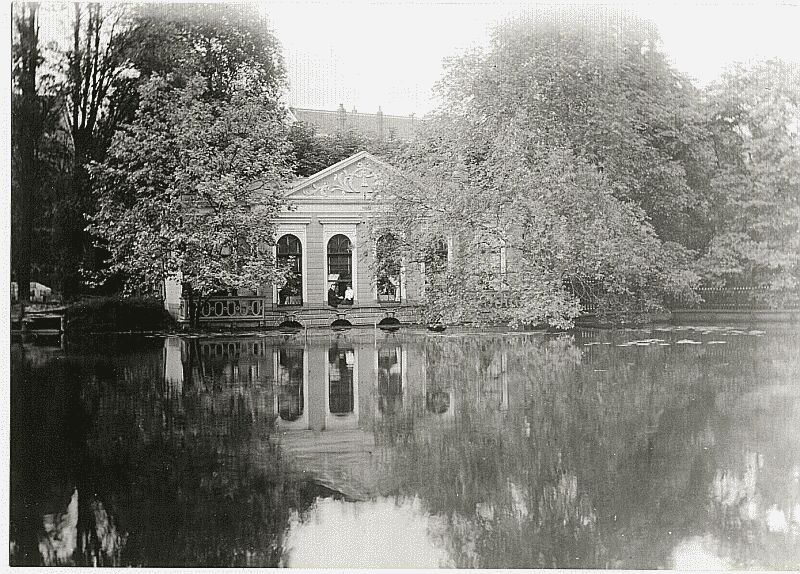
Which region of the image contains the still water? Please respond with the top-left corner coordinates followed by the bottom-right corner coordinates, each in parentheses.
top-left (10, 325), bottom-right (800, 568)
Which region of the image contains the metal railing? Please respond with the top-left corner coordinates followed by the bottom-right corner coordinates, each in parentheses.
top-left (689, 286), bottom-right (798, 311)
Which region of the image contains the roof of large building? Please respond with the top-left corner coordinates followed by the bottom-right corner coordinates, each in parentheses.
top-left (289, 105), bottom-right (419, 141)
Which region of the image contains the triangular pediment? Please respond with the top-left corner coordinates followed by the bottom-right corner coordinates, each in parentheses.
top-left (287, 151), bottom-right (397, 201)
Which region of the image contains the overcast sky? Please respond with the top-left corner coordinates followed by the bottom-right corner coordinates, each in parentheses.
top-left (264, 0), bottom-right (800, 116)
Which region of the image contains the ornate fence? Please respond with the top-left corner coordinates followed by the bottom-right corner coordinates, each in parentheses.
top-left (179, 296), bottom-right (266, 322)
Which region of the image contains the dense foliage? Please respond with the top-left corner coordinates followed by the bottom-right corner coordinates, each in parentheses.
top-left (289, 121), bottom-right (401, 176)
top-left (700, 60), bottom-right (800, 301)
top-left (11, 3), bottom-right (287, 299)
top-left (437, 10), bottom-right (714, 245)
top-left (373, 11), bottom-right (703, 327)
top-left (11, 3), bottom-right (799, 320)
top-left (88, 76), bottom-right (293, 324)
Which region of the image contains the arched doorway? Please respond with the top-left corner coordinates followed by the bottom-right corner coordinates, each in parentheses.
top-left (277, 234), bottom-right (303, 306)
top-left (327, 234), bottom-right (353, 301)
top-left (376, 233), bottom-right (401, 302)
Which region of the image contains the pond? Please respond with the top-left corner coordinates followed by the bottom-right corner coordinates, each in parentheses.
top-left (10, 325), bottom-right (800, 568)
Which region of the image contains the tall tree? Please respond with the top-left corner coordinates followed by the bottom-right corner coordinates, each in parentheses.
top-left (373, 9), bottom-right (702, 327)
top-left (700, 60), bottom-right (800, 301)
top-left (12, 4), bottom-right (71, 301)
top-left (11, 3), bottom-right (41, 304)
top-left (53, 3), bottom-right (136, 298)
top-left (435, 8), bottom-right (713, 245)
top-left (88, 76), bottom-right (294, 325)
top-left (101, 2), bottom-right (287, 142)
top-left (53, 3), bottom-right (287, 298)
top-left (128, 3), bottom-right (285, 99)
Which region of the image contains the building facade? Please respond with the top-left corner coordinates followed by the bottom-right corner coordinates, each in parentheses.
top-left (289, 105), bottom-right (418, 141)
top-left (165, 152), bottom-right (432, 328)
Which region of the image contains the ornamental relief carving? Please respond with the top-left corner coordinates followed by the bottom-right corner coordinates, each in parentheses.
top-left (301, 160), bottom-right (384, 197)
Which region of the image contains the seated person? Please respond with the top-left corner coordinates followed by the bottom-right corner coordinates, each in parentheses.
top-left (342, 285), bottom-right (354, 305)
top-left (278, 284), bottom-right (290, 305)
top-left (327, 283), bottom-right (340, 308)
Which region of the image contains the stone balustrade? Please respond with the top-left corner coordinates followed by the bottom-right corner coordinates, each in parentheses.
top-left (179, 296), bottom-right (266, 322)
top-left (178, 295), bottom-right (423, 328)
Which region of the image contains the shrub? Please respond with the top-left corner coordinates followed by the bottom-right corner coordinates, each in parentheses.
top-left (65, 296), bottom-right (174, 334)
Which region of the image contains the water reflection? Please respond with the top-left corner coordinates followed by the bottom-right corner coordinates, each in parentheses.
top-left (10, 326), bottom-right (800, 568)
top-left (282, 497), bottom-right (454, 568)
top-left (377, 346), bottom-right (403, 415)
top-left (277, 347), bottom-right (305, 428)
top-left (328, 345), bottom-right (355, 416)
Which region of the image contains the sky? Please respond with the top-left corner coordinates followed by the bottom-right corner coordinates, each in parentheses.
top-left (263, 0), bottom-right (800, 116)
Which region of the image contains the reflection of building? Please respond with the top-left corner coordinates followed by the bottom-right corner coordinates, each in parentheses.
top-left (162, 335), bottom-right (519, 499)
top-left (326, 345), bottom-right (359, 430)
top-left (275, 347), bottom-right (308, 431)
top-left (377, 346), bottom-right (405, 416)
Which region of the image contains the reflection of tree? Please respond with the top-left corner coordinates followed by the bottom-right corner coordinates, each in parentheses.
top-left (12, 331), bottom-right (800, 568)
top-left (701, 348), bottom-right (800, 568)
top-left (378, 347), bottom-right (403, 414)
top-left (373, 332), bottom-right (800, 568)
top-left (10, 339), bottom-right (327, 567)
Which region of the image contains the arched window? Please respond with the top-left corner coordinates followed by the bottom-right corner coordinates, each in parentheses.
top-left (376, 233), bottom-right (401, 302)
top-left (327, 234), bottom-right (352, 299)
top-left (277, 234), bottom-right (303, 306)
top-left (277, 348), bottom-right (304, 421)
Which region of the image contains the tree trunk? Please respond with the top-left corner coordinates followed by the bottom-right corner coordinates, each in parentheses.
top-left (60, 3), bottom-right (111, 299)
top-left (184, 284), bottom-right (203, 329)
top-left (12, 3), bottom-right (40, 305)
